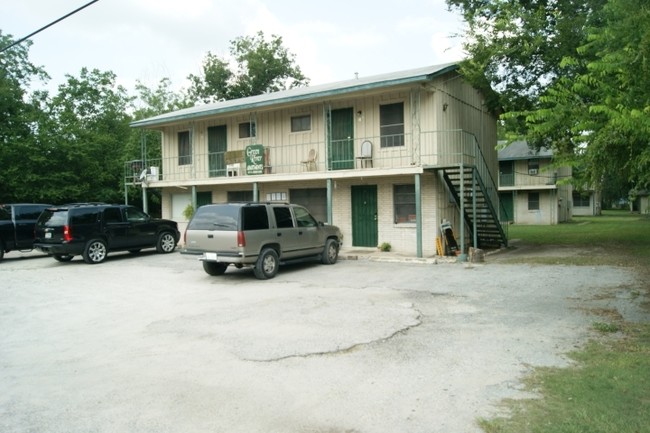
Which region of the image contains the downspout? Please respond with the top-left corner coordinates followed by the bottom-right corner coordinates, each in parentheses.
top-left (415, 173), bottom-right (422, 257)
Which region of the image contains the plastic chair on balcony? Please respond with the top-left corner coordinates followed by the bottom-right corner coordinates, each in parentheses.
top-left (357, 140), bottom-right (373, 168)
top-left (301, 149), bottom-right (317, 171)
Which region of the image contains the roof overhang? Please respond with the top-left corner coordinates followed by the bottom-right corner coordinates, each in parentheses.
top-left (130, 62), bottom-right (460, 129)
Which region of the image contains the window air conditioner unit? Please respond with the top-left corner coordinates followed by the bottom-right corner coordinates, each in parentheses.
top-left (528, 168), bottom-right (538, 175)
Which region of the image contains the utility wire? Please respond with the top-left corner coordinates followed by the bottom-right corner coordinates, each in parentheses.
top-left (0, 0), bottom-right (101, 54)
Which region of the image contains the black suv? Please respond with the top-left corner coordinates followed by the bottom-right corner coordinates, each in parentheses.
top-left (34, 204), bottom-right (180, 264)
top-left (0, 203), bottom-right (52, 261)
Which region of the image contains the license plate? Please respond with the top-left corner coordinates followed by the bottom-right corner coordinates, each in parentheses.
top-left (204, 252), bottom-right (218, 261)
top-left (45, 232), bottom-right (52, 239)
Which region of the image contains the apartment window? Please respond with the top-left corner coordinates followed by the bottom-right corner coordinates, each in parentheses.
top-left (178, 131), bottom-right (191, 165)
top-left (528, 159), bottom-right (539, 175)
top-left (239, 121), bottom-right (256, 138)
top-left (573, 191), bottom-right (590, 207)
top-left (227, 191), bottom-right (254, 202)
top-left (380, 102), bottom-right (404, 148)
top-left (528, 192), bottom-right (540, 210)
top-left (394, 184), bottom-right (416, 223)
top-left (291, 114), bottom-right (311, 132)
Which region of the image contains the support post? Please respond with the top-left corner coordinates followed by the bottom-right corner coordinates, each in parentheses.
top-left (253, 182), bottom-right (259, 202)
top-left (142, 185), bottom-right (148, 214)
top-left (415, 173), bottom-right (422, 258)
top-left (472, 168), bottom-right (478, 248)
top-left (458, 163), bottom-right (467, 262)
top-left (327, 178), bottom-right (333, 224)
top-left (191, 185), bottom-right (197, 211)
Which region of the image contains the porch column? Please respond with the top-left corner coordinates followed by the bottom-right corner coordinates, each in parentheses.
top-left (472, 168), bottom-right (478, 248)
top-left (415, 173), bottom-right (422, 258)
top-left (141, 185), bottom-right (148, 214)
top-left (253, 182), bottom-right (259, 202)
top-left (191, 185), bottom-right (197, 210)
top-left (327, 178), bottom-right (333, 224)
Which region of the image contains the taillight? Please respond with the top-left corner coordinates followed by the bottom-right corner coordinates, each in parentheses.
top-left (237, 231), bottom-right (246, 247)
top-left (63, 225), bottom-right (72, 242)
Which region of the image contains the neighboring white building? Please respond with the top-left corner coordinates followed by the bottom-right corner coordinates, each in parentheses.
top-left (631, 189), bottom-right (649, 215)
top-left (498, 140), bottom-right (573, 225)
top-left (129, 63), bottom-right (507, 256)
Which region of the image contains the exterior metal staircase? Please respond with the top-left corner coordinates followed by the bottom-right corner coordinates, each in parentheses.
top-left (439, 165), bottom-right (508, 249)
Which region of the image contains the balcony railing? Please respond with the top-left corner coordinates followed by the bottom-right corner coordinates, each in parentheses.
top-left (499, 171), bottom-right (558, 188)
top-left (124, 129), bottom-right (491, 184)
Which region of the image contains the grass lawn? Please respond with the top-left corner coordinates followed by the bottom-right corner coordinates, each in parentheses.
top-left (479, 210), bottom-right (650, 433)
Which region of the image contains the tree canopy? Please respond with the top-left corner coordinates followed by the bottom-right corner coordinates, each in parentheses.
top-left (186, 31), bottom-right (309, 104)
top-left (449, 0), bottom-right (650, 199)
top-left (0, 29), bottom-right (308, 205)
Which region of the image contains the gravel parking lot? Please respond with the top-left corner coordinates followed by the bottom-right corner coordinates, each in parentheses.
top-left (0, 248), bottom-right (645, 433)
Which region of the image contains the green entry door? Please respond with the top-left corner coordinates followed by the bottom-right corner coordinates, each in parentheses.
top-left (499, 192), bottom-right (514, 222)
top-left (351, 185), bottom-right (378, 247)
top-left (208, 125), bottom-right (227, 177)
top-left (329, 108), bottom-right (354, 170)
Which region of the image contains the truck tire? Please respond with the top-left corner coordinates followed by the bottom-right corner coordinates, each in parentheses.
top-left (321, 238), bottom-right (339, 264)
top-left (253, 248), bottom-right (279, 279)
top-left (156, 232), bottom-right (177, 253)
top-left (83, 239), bottom-right (107, 264)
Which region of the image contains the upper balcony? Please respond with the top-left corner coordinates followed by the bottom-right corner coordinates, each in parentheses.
top-left (498, 166), bottom-right (559, 190)
top-left (125, 129), bottom-right (494, 187)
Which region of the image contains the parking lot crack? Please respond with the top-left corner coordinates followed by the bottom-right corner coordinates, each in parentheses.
top-left (242, 309), bottom-right (423, 363)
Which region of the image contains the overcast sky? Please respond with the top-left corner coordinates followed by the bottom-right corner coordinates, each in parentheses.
top-left (2, 0), bottom-right (467, 94)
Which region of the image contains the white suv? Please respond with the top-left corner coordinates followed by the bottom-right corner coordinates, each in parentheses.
top-left (182, 202), bottom-right (343, 279)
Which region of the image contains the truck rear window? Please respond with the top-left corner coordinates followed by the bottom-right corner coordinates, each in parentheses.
top-left (188, 205), bottom-right (239, 231)
top-left (37, 210), bottom-right (68, 227)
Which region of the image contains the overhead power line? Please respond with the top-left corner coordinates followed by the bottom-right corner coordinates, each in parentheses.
top-left (0, 0), bottom-right (101, 54)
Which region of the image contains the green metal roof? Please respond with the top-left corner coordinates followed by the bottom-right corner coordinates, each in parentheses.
top-left (498, 140), bottom-right (554, 160)
top-left (131, 62), bottom-right (459, 128)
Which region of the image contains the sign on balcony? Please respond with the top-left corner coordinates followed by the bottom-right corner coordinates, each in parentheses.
top-left (245, 144), bottom-right (264, 175)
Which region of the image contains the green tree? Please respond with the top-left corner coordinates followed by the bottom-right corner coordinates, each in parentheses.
top-left (518, 0), bottom-right (650, 193)
top-left (449, 0), bottom-right (649, 194)
top-left (123, 78), bottom-right (193, 213)
top-left (448, 0), bottom-right (606, 121)
top-left (38, 68), bottom-right (133, 203)
top-left (186, 31), bottom-right (309, 103)
top-left (0, 31), bottom-right (50, 202)
top-left (126, 77), bottom-right (192, 163)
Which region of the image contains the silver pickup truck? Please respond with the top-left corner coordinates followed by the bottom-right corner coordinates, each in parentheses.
top-left (182, 202), bottom-right (343, 279)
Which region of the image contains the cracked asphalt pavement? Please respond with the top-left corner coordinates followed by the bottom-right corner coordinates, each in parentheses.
top-left (0, 249), bottom-right (645, 433)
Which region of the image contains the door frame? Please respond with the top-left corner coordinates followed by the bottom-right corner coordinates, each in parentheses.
top-left (351, 185), bottom-right (378, 247)
top-left (328, 107), bottom-right (354, 170)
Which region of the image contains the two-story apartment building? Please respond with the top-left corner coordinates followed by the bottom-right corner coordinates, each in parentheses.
top-left (130, 63), bottom-right (507, 257)
top-left (498, 140), bottom-right (573, 224)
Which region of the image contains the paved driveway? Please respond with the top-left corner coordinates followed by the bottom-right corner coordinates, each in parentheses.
top-left (0, 249), bottom-right (642, 433)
